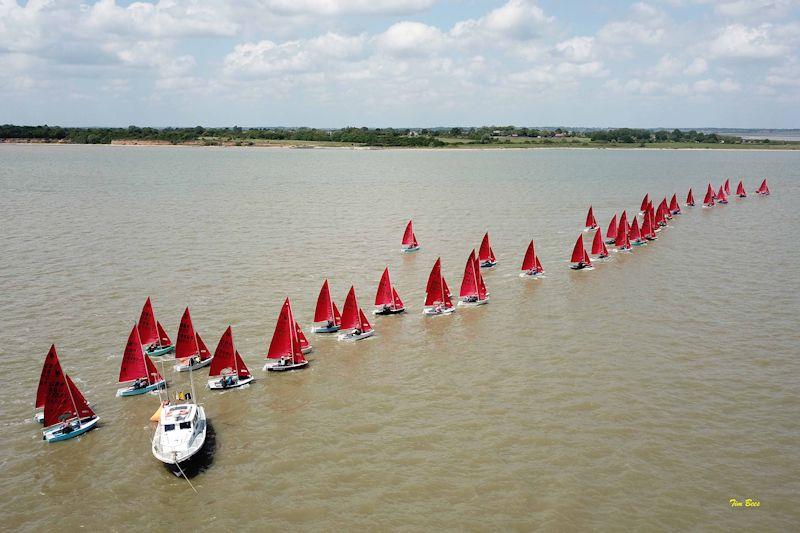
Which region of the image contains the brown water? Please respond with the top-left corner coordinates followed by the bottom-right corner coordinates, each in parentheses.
top-left (1, 145), bottom-right (798, 531)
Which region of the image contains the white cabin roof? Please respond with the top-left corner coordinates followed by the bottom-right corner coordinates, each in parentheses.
top-left (161, 403), bottom-right (196, 424)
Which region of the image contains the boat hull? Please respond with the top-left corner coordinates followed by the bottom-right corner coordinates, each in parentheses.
top-left (145, 345), bottom-right (175, 357)
top-left (337, 330), bottom-right (376, 341)
top-left (34, 411), bottom-right (44, 424)
top-left (312, 324), bottom-right (341, 333)
top-left (401, 246), bottom-right (420, 253)
top-left (422, 306), bottom-right (455, 316)
top-left (117, 380), bottom-right (166, 397)
top-left (264, 360), bottom-right (310, 372)
top-left (301, 346), bottom-right (313, 355)
top-left (173, 357), bottom-right (213, 373)
top-left (207, 376), bottom-right (254, 390)
top-left (43, 416), bottom-right (99, 443)
top-left (519, 271), bottom-right (543, 278)
top-left (458, 298), bottom-right (489, 307)
top-left (479, 261), bottom-right (497, 268)
top-left (373, 306), bottom-right (406, 315)
top-left (152, 406), bottom-right (206, 465)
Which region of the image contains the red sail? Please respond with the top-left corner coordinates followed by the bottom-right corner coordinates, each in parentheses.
top-left (425, 259), bottom-right (444, 306)
top-left (703, 187), bottom-right (714, 206)
top-left (620, 211), bottom-right (629, 233)
top-left (358, 308), bottom-right (373, 333)
top-left (460, 250), bottom-right (479, 297)
top-left (137, 297), bottom-right (158, 346)
top-left (708, 183), bottom-right (716, 198)
top-left (65, 374), bottom-right (95, 420)
top-left (175, 307), bottom-right (198, 360)
top-left (36, 345), bottom-right (62, 409)
top-left (473, 253), bottom-right (488, 300)
top-left (591, 230), bottom-right (605, 255)
top-left (736, 181), bottom-right (746, 196)
top-left (717, 185), bottom-right (725, 199)
top-left (724, 178), bottom-right (731, 195)
top-left (235, 350), bottom-right (253, 377)
top-left (521, 241), bottom-right (535, 271)
top-left (606, 214), bottom-right (618, 241)
top-left (571, 235), bottom-right (586, 263)
top-left (443, 278), bottom-right (453, 307)
top-left (267, 299), bottom-right (294, 360)
top-left (402, 220), bottom-right (416, 246)
top-left (314, 279), bottom-right (335, 323)
top-left (375, 267), bottom-right (393, 306)
top-left (295, 321), bottom-right (310, 351)
top-left (640, 194), bottom-right (649, 213)
top-left (144, 354), bottom-right (162, 384)
top-left (615, 221), bottom-right (626, 247)
top-left (479, 233), bottom-right (496, 262)
top-left (196, 333), bottom-right (212, 361)
top-left (641, 212), bottom-right (653, 238)
top-left (43, 369), bottom-right (93, 427)
top-left (534, 255), bottom-right (543, 272)
top-left (582, 249), bottom-right (592, 266)
top-left (585, 206), bottom-right (598, 229)
top-left (686, 188), bottom-right (695, 205)
top-left (629, 218), bottom-right (642, 241)
top-left (119, 324), bottom-right (147, 382)
top-left (332, 301), bottom-right (342, 325)
top-left (156, 321), bottom-right (172, 346)
top-left (340, 286), bottom-right (360, 330)
top-left (210, 326), bottom-right (235, 376)
top-left (669, 194), bottom-right (680, 213)
top-left (392, 287), bottom-right (404, 309)
top-left (654, 204), bottom-right (665, 225)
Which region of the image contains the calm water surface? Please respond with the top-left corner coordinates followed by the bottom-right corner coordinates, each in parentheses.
top-left (1, 145), bottom-right (798, 531)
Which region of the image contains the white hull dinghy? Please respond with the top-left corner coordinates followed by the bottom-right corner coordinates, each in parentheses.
top-left (337, 287), bottom-right (375, 342)
top-left (265, 299), bottom-right (310, 371)
top-left (208, 326), bottom-right (255, 389)
top-left (138, 298), bottom-right (175, 357)
top-left (401, 220), bottom-right (420, 253)
top-left (311, 279), bottom-right (342, 333)
top-left (373, 267), bottom-right (406, 315)
top-left (458, 250), bottom-right (490, 306)
top-left (422, 258), bottom-right (456, 316)
top-left (117, 324), bottom-right (167, 397)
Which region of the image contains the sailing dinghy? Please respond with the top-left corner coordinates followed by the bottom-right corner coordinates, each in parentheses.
top-left (172, 308), bottom-right (213, 372)
top-left (591, 229), bottom-right (609, 258)
top-left (263, 299), bottom-right (310, 371)
top-left (615, 223), bottom-right (632, 252)
top-left (138, 297), bottom-right (174, 357)
top-left (702, 185), bottom-right (715, 207)
top-left (459, 250), bottom-right (489, 305)
top-left (724, 178), bottom-right (731, 196)
top-left (736, 180), bottom-right (747, 197)
top-left (338, 287), bottom-right (375, 341)
top-left (374, 267), bottom-right (406, 314)
top-left (39, 345), bottom-right (99, 442)
top-left (629, 218), bottom-right (646, 246)
top-left (174, 333), bottom-right (213, 372)
top-left (584, 206), bottom-right (598, 230)
top-left (669, 194), bottom-right (681, 215)
top-left (117, 324), bottom-right (166, 396)
top-left (401, 220), bottom-right (421, 252)
top-left (640, 194), bottom-right (650, 214)
top-left (478, 232), bottom-right (497, 268)
top-left (686, 188), bottom-right (695, 206)
top-left (520, 240), bottom-right (545, 276)
top-left (570, 234), bottom-right (593, 269)
top-left (605, 214), bottom-right (618, 244)
top-left (423, 258), bottom-right (456, 315)
top-left (311, 279), bottom-right (342, 333)
top-left (641, 211), bottom-right (657, 241)
top-left (35, 344), bottom-right (63, 424)
top-left (756, 179), bottom-right (770, 195)
top-left (208, 326), bottom-right (255, 387)
top-left (717, 185), bottom-right (729, 204)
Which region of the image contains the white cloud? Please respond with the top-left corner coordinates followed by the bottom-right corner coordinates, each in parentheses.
top-left (692, 77), bottom-right (741, 92)
top-left (451, 0), bottom-right (554, 42)
top-left (554, 37), bottom-right (596, 62)
top-left (708, 24), bottom-right (787, 59)
top-left (375, 21), bottom-right (446, 56)
top-left (597, 2), bottom-right (668, 46)
top-left (85, 0), bottom-right (238, 38)
top-left (257, 0), bottom-right (437, 16)
top-left (684, 57), bottom-right (708, 76)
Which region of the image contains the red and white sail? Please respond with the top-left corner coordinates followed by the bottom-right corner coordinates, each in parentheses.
top-left (295, 321), bottom-right (310, 351)
top-left (585, 206), bottom-right (598, 229)
top-left (119, 324), bottom-right (162, 384)
top-left (358, 308), bottom-right (373, 333)
top-left (175, 307), bottom-right (199, 360)
top-left (402, 220), bottom-right (419, 248)
top-left (211, 326), bottom-right (254, 377)
top-left (137, 297), bottom-right (159, 346)
top-left (313, 279), bottom-right (341, 326)
top-left (478, 233), bottom-right (496, 264)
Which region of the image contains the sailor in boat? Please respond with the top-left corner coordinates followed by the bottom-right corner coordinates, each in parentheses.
top-left (464, 295), bottom-right (478, 303)
top-left (352, 327), bottom-right (363, 336)
top-left (326, 320), bottom-right (335, 329)
top-left (132, 377), bottom-right (148, 390)
top-left (574, 260), bottom-right (588, 270)
top-left (380, 304), bottom-right (392, 313)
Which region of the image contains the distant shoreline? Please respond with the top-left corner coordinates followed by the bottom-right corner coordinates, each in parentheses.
top-left (3, 138), bottom-right (800, 151)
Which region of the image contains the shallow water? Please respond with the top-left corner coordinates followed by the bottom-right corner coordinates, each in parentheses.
top-left (1, 145), bottom-right (798, 531)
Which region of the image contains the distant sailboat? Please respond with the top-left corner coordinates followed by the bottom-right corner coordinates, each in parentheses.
top-left (641, 211), bottom-right (657, 241)
top-left (756, 179), bottom-right (770, 195)
top-left (174, 332), bottom-right (213, 372)
top-left (591, 229), bottom-right (609, 258)
top-left (373, 267), bottom-right (406, 315)
top-left (39, 345), bottom-right (99, 442)
top-left (629, 218), bottom-right (646, 246)
top-left (615, 222), bottom-right (631, 252)
top-left (584, 206), bottom-right (598, 230)
top-left (640, 194), bottom-right (650, 214)
top-left (264, 299), bottom-right (309, 371)
top-left (117, 324), bottom-right (165, 397)
top-left (208, 326), bottom-right (256, 386)
top-left (311, 279), bottom-right (341, 333)
top-left (138, 297), bottom-right (174, 357)
top-left (478, 232), bottom-right (497, 268)
top-left (724, 178), bottom-right (731, 196)
top-left (423, 258), bottom-right (456, 315)
top-left (620, 210), bottom-right (630, 235)
top-left (570, 234), bottom-right (593, 269)
top-left (520, 240), bottom-right (545, 276)
top-left (703, 185), bottom-right (716, 207)
top-left (459, 250), bottom-right (489, 305)
top-left (686, 188), bottom-right (695, 206)
top-left (717, 185), bottom-right (729, 204)
top-left (338, 286), bottom-right (375, 341)
top-left (605, 214), bottom-right (618, 244)
top-left (658, 197), bottom-right (672, 220)
top-left (736, 180), bottom-right (746, 197)
top-left (401, 220), bottom-right (420, 253)
top-left (669, 194), bottom-right (681, 215)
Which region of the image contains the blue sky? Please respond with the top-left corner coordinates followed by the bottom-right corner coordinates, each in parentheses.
top-left (1, 0), bottom-right (798, 128)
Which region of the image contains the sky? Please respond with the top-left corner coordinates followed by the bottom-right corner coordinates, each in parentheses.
top-left (1, 0), bottom-right (799, 128)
